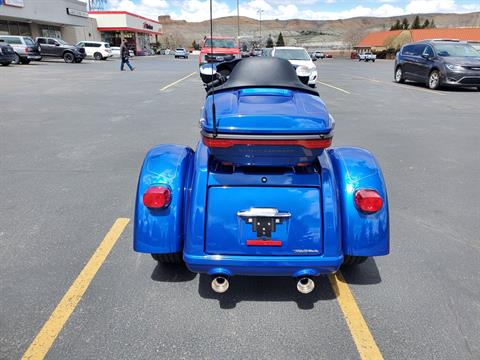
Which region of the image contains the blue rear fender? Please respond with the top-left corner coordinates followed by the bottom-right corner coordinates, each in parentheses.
top-left (327, 147), bottom-right (390, 257)
top-left (134, 144), bottom-right (194, 254)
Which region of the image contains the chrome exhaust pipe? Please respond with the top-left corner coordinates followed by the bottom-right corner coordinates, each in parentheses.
top-left (211, 275), bottom-right (229, 293)
top-left (296, 277), bottom-right (315, 294)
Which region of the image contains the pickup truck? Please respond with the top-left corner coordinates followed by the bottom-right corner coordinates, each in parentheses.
top-left (35, 37), bottom-right (86, 63)
top-left (199, 36), bottom-right (240, 65)
top-left (358, 52), bottom-right (376, 62)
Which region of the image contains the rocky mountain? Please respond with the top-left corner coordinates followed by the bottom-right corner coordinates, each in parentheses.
top-left (157, 12), bottom-right (480, 50)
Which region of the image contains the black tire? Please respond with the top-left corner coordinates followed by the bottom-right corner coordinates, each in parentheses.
top-left (94, 52), bottom-right (103, 60)
top-left (477, 86), bottom-right (480, 91)
top-left (372, 59), bottom-right (375, 62)
top-left (20, 58), bottom-right (31, 65)
top-left (64, 52), bottom-right (75, 63)
top-left (342, 255), bottom-right (368, 267)
top-left (151, 252), bottom-right (183, 263)
top-left (1, 62), bottom-right (11, 66)
top-left (428, 70), bottom-right (441, 90)
top-left (74, 58), bottom-right (83, 64)
top-left (394, 66), bottom-right (405, 83)
top-left (13, 53), bottom-right (20, 65)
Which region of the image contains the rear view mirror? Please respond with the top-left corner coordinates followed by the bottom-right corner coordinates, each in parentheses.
top-left (199, 63), bottom-right (217, 84)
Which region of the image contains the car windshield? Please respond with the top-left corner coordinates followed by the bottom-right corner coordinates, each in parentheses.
top-left (104, 43), bottom-right (110, 48)
top-left (176, 48), bottom-right (184, 51)
top-left (24, 38), bottom-right (35, 45)
top-left (56, 39), bottom-right (69, 45)
top-left (435, 43), bottom-right (480, 57)
top-left (204, 39), bottom-right (236, 48)
top-left (274, 48), bottom-right (311, 61)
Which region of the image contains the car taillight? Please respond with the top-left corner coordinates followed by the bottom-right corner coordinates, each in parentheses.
top-left (354, 189), bottom-right (383, 213)
top-left (202, 136), bottom-right (332, 149)
top-left (25, 47), bottom-right (28, 54)
top-left (143, 186), bottom-right (171, 209)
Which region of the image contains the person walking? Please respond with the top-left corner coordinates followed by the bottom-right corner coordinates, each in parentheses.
top-left (120, 39), bottom-right (134, 71)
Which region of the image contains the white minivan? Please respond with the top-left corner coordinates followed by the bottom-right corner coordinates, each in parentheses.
top-left (76, 41), bottom-right (112, 60)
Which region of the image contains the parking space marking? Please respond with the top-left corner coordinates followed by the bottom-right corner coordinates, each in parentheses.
top-left (21, 218), bottom-right (130, 360)
top-left (348, 74), bottom-right (446, 96)
top-left (317, 81), bottom-right (352, 94)
top-left (329, 271), bottom-right (384, 360)
top-left (160, 71), bottom-right (197, 91)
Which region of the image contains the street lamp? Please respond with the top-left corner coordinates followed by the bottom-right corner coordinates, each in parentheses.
top-left (237, 0), bottom-right (240, 39)
top-left (257, 9), bottom-right (264, 46)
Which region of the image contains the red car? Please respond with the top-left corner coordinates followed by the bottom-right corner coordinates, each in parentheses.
top-left (199, 36), bottom-right (240, 65)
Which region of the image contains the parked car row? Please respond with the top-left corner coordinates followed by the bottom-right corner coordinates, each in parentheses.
top-left (0, 35), bottom-right (131, 66)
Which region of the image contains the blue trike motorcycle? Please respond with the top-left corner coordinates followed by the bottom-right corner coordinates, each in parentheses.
top-left (134, 57), bottom-right (389, 294)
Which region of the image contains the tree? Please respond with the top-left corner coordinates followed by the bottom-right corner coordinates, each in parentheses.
top-left (192, 40), bottom-right (200, 50)
top-left (276, 32), bottom-right (285, 47)
top-left (390, 19), bottom-right (401, 31)
top-left (88, 0), bottom-right (107, 10)
top-left (422, 19), bottom-right (430, 29)
top-left (266, 36), bottom-right (274, 48)
top-left (429, 19), bottom-right (436, 28)
top-left (402, 18), bottom-right (410, 30)
top-left (412, 16), bottom-right (421, 29)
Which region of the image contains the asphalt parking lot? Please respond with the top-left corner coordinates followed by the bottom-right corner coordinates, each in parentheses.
top-left (1, 56), bottom-right (479, 360)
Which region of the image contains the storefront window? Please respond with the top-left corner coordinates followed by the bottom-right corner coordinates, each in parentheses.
top-left (138, 33), bottom-right (150, 53)
top-left (42, 25), bottom-right (62, 39)
top-left (0, 21), bottom-right (9, 35)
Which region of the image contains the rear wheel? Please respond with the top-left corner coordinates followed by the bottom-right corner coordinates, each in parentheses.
top-left (94, 52), bottom-right (103, 60)
top-left (342, 255), bottom-right (368, 267)
top-left (13, 53), bottom-right (20, 64)
top-left (1, 62), bottom-right (11, 66)
top-left (428, 70), bottom-right (441, 90)
top-left (20, 58), bottom-right (30, 65)
top-left (151, 252), bottom-right (183, 264)
top-left (395, 66), bottom-right (405, 83)
top-left (74, 58), bottom-right (83, 63)
top-left (64, 52), bottom-right (74, 63)
top-left (477, 86), bottom-right (480, 91)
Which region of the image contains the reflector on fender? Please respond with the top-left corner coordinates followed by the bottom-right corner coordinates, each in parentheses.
top-left (202, 136), bottom-right (332, 149)
top-left (354, 189), bottom-right (383, 213)
top-left (143, 186), bottom-right (171, 209)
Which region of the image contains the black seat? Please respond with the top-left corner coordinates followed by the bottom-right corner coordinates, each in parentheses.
top-left (214, 57), bottom-right (319, 96)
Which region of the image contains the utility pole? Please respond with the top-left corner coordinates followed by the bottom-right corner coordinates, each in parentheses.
top-left (237, 0), bottom-right (240, 39)
top-left (257, 9), bottom-right (264, 46)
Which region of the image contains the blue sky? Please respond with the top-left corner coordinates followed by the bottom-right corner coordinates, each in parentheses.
top-left (103, 0), bottom-right (480, 22)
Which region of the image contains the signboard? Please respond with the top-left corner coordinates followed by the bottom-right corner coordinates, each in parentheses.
top-left (4, 0), bottom-right (24, 7)
top-left (66, 8), bottom-right (89, 18)
top-left (143, 22), bottom-right (154, 30)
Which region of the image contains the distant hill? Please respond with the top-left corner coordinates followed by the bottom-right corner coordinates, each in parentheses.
top-left (157, 12), bottom-right (480, 50)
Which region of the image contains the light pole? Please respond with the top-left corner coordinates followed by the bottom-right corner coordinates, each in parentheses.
top-left (237, 0), bottom-right (240, 39)
top-left (257, 9), bottom-right (264, 46)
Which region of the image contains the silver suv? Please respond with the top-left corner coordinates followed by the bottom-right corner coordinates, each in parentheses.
top-left (0, 35), bottom-right (42, 64)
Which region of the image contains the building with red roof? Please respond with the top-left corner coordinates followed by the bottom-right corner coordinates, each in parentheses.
top-left (355, 27), bottom-right (480, 54)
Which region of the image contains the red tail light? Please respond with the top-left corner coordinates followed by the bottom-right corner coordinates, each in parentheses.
top-left (143, 186), bottom-right (171, 209)
top-left (202, 136), bottom-right (332, 149)
top-left (25, 47), bottom-right (28, 54)
top-left (354, 189), bottom-right (383, 213)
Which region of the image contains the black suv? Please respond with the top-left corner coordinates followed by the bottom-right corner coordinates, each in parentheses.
top-left (395, 40), bottom-right (480, 90)
top-left (35, 37), bottom-right (86, 63)
top-left (0, 40), bottom-right (16, 66)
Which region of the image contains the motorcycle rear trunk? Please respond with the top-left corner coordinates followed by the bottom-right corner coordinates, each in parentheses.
top-left (134, 57), bottom-right (389, 291)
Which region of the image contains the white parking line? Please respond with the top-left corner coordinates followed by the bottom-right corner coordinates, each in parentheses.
top-left (317, 81), bottom-right (352, 94)
top-left (347, 74), bottom-right (446, 96)
top-left (160, 72), bottom-right (197, 91)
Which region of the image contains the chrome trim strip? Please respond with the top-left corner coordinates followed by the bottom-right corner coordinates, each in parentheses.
top-left (237, 208), bottom-right (292, 218)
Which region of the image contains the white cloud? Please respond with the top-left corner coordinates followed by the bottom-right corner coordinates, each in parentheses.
top-left (104, 0), bottom-right (480, 21)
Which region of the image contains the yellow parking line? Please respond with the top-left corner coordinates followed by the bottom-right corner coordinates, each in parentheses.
top-left (329, 271), bottom-right (384, 360)
top-left (160, 71), bottom-right (197, 91)
top-left (317, 81), bottom-right (351, 94)
top-left (21, 218), bottom-right (130, 360)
